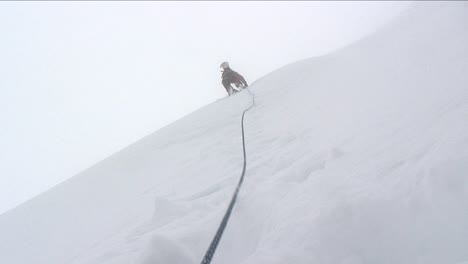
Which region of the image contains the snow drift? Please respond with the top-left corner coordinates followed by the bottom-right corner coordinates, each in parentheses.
top-left (1, 2), bottom-right (468, 264)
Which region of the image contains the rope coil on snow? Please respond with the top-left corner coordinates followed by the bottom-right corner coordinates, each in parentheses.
top-left (200, 88), bottom-right (256, 264)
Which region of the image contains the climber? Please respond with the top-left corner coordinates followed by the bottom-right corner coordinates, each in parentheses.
top-left (220, 62), bottom-right (248, 96)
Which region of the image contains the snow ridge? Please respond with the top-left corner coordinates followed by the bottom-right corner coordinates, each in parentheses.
top-left (1, 2), bottom-right (468, 264)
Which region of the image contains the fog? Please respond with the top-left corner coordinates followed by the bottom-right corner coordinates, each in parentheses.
top-left (0, 1), bottom-right (411, 214)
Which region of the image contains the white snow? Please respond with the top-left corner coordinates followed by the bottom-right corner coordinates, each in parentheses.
top-left (1, 2), bottom-right (468, 264)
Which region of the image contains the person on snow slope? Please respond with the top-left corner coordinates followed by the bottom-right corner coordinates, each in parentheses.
top-left (220, 62), bottom-right (248, 96)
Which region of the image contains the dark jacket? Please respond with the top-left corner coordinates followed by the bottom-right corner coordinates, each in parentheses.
top-left (221, 67), bottom-right (248, 89)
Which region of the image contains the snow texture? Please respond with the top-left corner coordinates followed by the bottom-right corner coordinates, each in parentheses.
top-left (1, 2), bottom-right (468, 264)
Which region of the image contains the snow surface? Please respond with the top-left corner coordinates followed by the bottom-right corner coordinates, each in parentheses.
top-left (1, 2), bottom-right (468, 264)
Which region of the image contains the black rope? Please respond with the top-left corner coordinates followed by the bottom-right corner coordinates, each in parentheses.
top-left (200, 88), bottom-right (256, 264)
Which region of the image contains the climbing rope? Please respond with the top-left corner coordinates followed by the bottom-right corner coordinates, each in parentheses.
top-left (200, 87), bottom-right (256, 264)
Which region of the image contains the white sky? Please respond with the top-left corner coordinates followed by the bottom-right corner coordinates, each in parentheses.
top-left (0, 1), bottom-right (411, 215)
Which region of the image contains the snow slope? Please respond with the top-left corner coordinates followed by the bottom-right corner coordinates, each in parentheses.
top-left (1, 2), bottom-right (468, 264)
